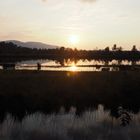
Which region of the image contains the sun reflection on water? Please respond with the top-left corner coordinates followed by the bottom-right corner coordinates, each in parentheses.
top-left (70, 63), bottom-right (77, 72)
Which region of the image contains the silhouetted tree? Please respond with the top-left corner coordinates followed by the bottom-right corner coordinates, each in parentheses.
top-left (104, 47), bottom-right (110, 52)
top-left (1, 42), bottom-right (140, 61)
top-left (131, 45), bottom-right (137, 52)
top-left (60, 47), bottom-right (65, 51)
top-left (118, 46), bottom-right (122, 51)
top-left (112, 44), bottom-right (117, 51)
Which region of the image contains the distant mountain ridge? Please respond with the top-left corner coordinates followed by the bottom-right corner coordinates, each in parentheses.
top-left (4, 40), bottom-right (59, 49)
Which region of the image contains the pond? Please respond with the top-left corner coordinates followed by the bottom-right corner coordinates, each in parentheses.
top-left (12, 59), bottom-right (140, 71)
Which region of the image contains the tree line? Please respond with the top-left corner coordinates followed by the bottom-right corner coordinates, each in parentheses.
top-left (0, 41), bottom-right (140, 62)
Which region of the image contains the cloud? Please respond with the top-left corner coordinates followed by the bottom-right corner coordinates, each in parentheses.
top-left (42, 0), bottom-right (46, 1)
top-left (41, 0), bottom-right (97, 3)
top-left (80, 0), bottom-right (97, 3)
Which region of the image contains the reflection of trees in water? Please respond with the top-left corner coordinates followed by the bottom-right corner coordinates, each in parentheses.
top-left (56, 58), bottom-right (79, 66)
top-left (55, 58), bottom-right (139, 66)
top-left (131, 60), bottom-right (136, 66)
top-left (117, 60), bottom-right (122, 65)
top-left (104, 60), bottom-right (109, 65)
top-left (2, 58), bottom-right (140, 69)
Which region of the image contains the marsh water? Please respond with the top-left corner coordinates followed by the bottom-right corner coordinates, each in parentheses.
top-left (13, 59), bottom-right (140, 71)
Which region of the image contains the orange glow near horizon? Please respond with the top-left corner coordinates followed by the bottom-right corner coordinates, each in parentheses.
top-left (70, 63), bottom-right (77, 72)
top-left (0, 0), bottom-right (140, 50)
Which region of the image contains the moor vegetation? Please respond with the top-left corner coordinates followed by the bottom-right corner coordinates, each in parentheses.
top-left (0, 70), bottom-right (140, 120)
top-left (0, 107), bottom-right (140, 140)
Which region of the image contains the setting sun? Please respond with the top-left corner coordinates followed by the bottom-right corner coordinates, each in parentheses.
top-left (69, 35), bottom-right (79, 45)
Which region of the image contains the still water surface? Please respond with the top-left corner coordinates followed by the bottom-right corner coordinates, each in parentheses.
top-left (15, 59), bottom-right (140, 71)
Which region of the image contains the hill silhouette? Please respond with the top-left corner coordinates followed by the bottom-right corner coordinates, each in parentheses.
top-left (5, 40), bottom-right (59, 49)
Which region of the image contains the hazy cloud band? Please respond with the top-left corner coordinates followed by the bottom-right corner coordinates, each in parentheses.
top-left (80, 0), bottom-right (96, 2)
top-left (41, 0), bottom-right (97, 3)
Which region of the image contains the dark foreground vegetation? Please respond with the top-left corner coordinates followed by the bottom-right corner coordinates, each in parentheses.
top-left (0, 42), bottom-right (140, 63)
top-left (0, 70), bottom-right (140, 121)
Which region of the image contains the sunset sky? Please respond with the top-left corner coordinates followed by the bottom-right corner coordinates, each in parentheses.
top-left (0, 0), bottom-right (140, 50)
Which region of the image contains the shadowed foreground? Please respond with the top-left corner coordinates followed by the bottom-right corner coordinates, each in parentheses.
top-left (0, 70), bottom-right (140, 118)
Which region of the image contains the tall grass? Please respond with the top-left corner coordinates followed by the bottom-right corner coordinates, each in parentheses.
top-left (0, 105), bottom-right (140, 140)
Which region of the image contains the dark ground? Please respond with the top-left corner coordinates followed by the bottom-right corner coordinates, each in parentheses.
top-left (0, 70), bottom-right (140, 120)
